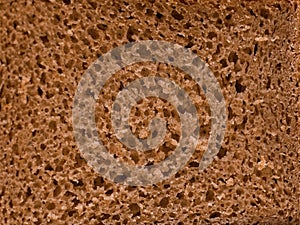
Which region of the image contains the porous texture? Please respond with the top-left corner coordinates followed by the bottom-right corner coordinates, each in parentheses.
top-left (0, 0), bottom-right (299, 224)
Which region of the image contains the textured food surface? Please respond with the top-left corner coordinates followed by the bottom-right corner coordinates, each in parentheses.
top-left (0, 0), bottom-right (299, 224)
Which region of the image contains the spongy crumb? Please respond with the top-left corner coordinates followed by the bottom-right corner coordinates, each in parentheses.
top-left (0, 0), bottom-right (299, 224)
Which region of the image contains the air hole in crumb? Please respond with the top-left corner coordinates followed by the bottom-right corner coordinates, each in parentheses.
top-left (128, 203), bottom-right (141, 217)
top-left (176, 191), bottom-right (184, 199)
top-left (53, 186), bottom-right (62, 197)
top-left (225, 14), bottom-right (232, 20)
top-left (156, 12), bottom-right (163, 19)
top-left (40, 143), bottom-right (46, 150)
top-left (171, 10), bottom-right (184, 20)
top-left (45, 164), bottom-right (54, 171)
top-left (68, 210), bottom-right (76, 217)
top-left (37, 87), bottom-right (43, 96)
top-left (206, 189), bottom-right (215, 201)
top-left (49, 121), bottom-right (57, 131)
top-left (253, 43), bottom-right (258, 55)
top-left (63, 0), bottom-right (71, 5)
top-left (210, 211), bottom-right (221, 218)
top-left (243, 47), bottom-right (252, 55)
top-left (276, 63), bottom-right (281, 70)
top-left (93, 176), bottom-right (104, 189)
top-left (217, 147), bottom-right (227, 158)
top-left (87, 27), bottom-right (99, 40)
top-left (40, 35), bottom-right (49, 43)
top-left (189, 161), bottom-right (199, 167)
top-left (57, 68), bottom-right (63, 74)
top-left (70, 179), bottom-right (84, 187)
top-left (228, 52), bottom-right (238, 63)
top-left (126, 26), bottom-right (138, 42)
top-left (159, 197), bottom-right (169, 208)
top-left (112, 214), bottom-right (120, 220)
top-left (46, 202), bottom-right (55, 210)
top-left (235, 79), bottom-right (246, 93)
top-left (260, 8), bottom-right (270, 19)
top-left (105, 189), bottom-right (113, 195)
top-left (220, 59), bottom-right (228, 68)
top-left (207, 31), bottom-right (217, 39)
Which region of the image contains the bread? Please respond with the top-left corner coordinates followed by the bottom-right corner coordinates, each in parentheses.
top-left (1, 0), bottom-right (299, 224)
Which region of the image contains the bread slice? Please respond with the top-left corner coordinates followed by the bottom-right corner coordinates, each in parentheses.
top-left (0, 0), bottom-right (299, 224)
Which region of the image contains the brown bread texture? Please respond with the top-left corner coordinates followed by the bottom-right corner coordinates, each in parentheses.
top-left (0, 0), bottom-right (299, 224)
